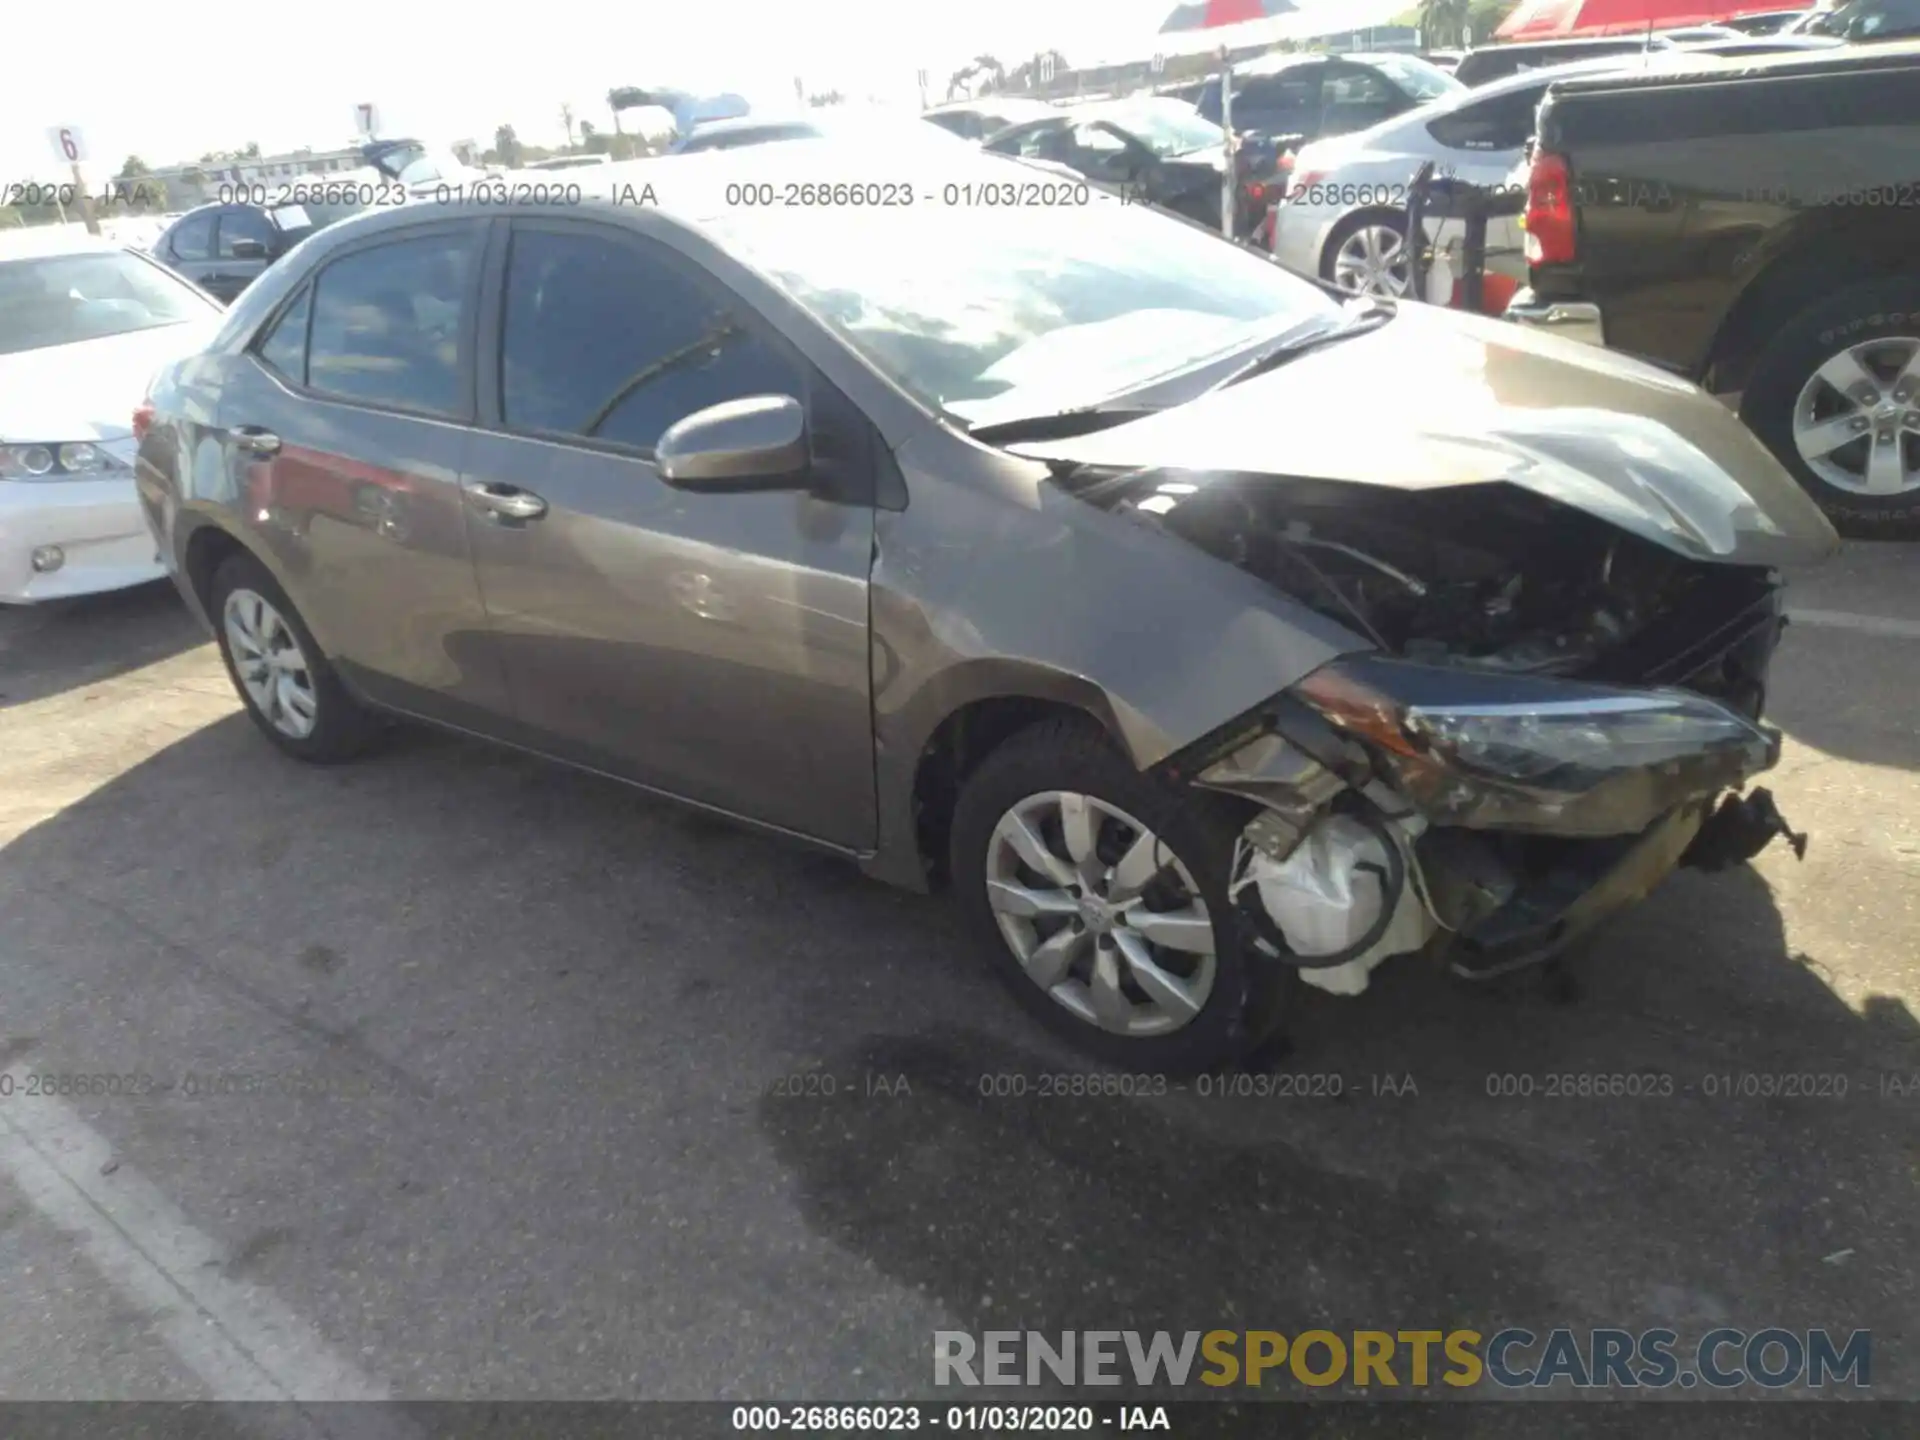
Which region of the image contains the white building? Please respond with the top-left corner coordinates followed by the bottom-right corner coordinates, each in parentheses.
top-left (147, 144), bottom-right (370, 206)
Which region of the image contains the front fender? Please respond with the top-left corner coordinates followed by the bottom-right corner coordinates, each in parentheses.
top-left (862, 431), bottom-right (1372, 888)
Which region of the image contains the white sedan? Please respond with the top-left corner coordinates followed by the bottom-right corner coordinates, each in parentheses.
top-left (0, 227), bottom-right (224, 604)
top-left (1268, 52), bottom-right (1720, 297)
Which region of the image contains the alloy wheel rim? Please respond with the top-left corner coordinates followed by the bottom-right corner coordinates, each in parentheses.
top-left (223, 588), bottom-right (318, 739)
top-left (1331, 223), bottom-right (1410, 297)
top-left (1791, 335), bottom-right (1920, 496)
top-left (984, 790), bottom-right (1217, 1037)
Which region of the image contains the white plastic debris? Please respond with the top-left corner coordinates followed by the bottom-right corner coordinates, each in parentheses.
top-left (1237, 812), bottom-right (1435, 996)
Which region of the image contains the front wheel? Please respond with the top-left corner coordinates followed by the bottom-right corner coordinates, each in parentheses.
top-left (1741, 278), bottom-right (1920, 538)
top-left (949, 718), bottom-right (1290, 1074)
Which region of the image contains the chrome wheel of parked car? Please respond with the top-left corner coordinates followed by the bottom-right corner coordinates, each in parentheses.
top-left (985, 790), bottom-right (1217, 1037)
top-left (223, 587), bottom-right (318, 739)
top-left (1328, 218), bottom-right (1412, 297)
top-left (1791, 336), bottom-right (1920, 497)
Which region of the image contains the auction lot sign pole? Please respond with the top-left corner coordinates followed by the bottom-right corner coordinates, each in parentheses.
top-left (1218, 47), bottom-right (1234, 238)
top-left (46, 126), bottom-right (100, 235)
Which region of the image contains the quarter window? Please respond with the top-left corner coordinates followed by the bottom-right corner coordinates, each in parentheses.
top-left (256, 286), bottom-right (312, 381)
top-left (499, 226), bottom-right (802, 452)
top-left (1426, 87), bottom-right (1546, 152)
top-left (305, 232), bottom-right (474, 417)
top-left (168, 212), bottom-right (215, 261)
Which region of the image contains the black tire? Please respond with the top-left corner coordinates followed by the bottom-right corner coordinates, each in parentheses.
top-left (207, 550), bottom-right (381, 763)
top-left (949, 717), bottom-right (1292, 1075)
top-left (1740, 277), bottom-right (1920, 539)
top-left (1319, 209), bottom-right (1411, 297)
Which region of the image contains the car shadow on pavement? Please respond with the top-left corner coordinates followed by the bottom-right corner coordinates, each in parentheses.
top-left (0, 581), bottom-right (205, 710)
top-left (2, 713), bottom-right (1915, 1408)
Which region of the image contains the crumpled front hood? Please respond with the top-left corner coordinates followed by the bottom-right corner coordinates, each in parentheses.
top-left (1011, 302), bottom-right (1841, 567)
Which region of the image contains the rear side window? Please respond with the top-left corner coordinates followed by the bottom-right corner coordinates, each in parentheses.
top-left (305, 233), bottom-right (474, 417)
top-left (1426, 86), bottom-right (1546, 151)
top-left (217, 208), bottom-right (277, 257)
top-left (168, 212), bottom-right (215, 261)
top-left (255, 286), bottom-right (311, 380)
top-left (1233, 71), bottom-right (1322, 132)
top-left (499, 225), bottom-right (802, 453)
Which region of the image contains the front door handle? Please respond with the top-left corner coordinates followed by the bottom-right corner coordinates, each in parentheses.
top-left (466, 483), bottom-right (548, 522)
top-left (228, 425), bottom-right (280, 455)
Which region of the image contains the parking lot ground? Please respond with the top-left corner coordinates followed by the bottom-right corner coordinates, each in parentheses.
top-left (1, 545), bottom-right (1916, 1409)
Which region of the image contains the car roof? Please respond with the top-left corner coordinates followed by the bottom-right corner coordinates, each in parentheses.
top-left (686, 115), bottom-right (817, 135)
top-left (925, 96), bottom-right (1056, 118)
top-left (1543, 32), bottom-right (1920, 93)
top-left (0, 225), bottom-right (129, 260)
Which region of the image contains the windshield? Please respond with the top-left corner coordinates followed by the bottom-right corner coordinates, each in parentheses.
top-left (1099, 100), bottom-right (1223, 157)
top-left (1362, 53), bottom-right (1467, 101)
top-left (701, 189), bottom-right (1340, 425)
top-left (0, 250), bottom-right (213, 356)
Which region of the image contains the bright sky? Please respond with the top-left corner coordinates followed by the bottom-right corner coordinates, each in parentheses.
top-left (3, 0), bottom-right (1191, 185)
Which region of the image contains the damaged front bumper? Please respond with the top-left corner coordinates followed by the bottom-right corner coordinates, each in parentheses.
top-left (1172, 655), bottom-right (1806, 994)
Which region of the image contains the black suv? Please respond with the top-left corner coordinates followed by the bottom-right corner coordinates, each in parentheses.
top-left (151, 197), bottom-right (368, 303)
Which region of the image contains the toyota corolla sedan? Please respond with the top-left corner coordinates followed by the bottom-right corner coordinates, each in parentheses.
top-left (2, 226), bottom-right (225, 604)
top-left (136, 139), bottom-right (1836, 1072)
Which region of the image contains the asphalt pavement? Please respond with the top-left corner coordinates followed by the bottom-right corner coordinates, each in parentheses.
top-left (0, 544), bottom-right (1915, 1417)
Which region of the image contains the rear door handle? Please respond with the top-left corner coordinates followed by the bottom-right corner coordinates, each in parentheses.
top-left (466, 483), bottom-right (548, 522)
top-left (228, 425), bottom-right (280, 455)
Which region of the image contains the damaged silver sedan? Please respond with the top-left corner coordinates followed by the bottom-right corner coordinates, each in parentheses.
top-left (134, 138), bottom-right (1840, 1073)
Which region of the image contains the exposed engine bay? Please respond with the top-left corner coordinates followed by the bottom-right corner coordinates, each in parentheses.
top-left (1081, 469), bottom-right (1810, 996)
top-left (1097, 471), bottom-right (1779, 697)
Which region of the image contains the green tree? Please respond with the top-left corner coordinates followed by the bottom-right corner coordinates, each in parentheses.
top-left (561, 102), bottom-right (577, 148)
top-left (1467, 0), bottom-right (1517, 41)
top-left (494, 124), bottom-right (522, 167)
top-left (242, 140), bottom-right (261, 158)
top-left (1419, 0), bottom-right (1471, 46)
top-left (119, 155), bottom-right (151, 178)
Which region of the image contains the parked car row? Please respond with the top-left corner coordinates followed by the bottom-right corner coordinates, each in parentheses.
top-left (1505, 37), bottom-right (1920, 535)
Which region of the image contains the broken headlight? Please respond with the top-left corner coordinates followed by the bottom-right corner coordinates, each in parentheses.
top-left (1291, 655), bottom-right (1777, 837)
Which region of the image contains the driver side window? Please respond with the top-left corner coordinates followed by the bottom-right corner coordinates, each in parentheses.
top-left (498, 224), bottom-right (804, 455)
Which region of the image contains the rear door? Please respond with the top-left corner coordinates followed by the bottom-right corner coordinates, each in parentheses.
top-left (459, 216), bottom-right (878, 848)
top-left (212, 219), bottom-right (512, 727)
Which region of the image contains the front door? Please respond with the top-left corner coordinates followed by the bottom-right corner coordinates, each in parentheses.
top-left (460, 218), bottom-right (878, 849)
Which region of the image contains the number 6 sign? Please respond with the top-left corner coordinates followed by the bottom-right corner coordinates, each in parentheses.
top-left (47, 126), bottom-right (90, 164)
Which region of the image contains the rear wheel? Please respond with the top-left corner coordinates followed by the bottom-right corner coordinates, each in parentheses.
top-left (1741, 278), bottom-right (1920, 538)
top-left (1322, 211), bottom-right (1411, 297)
top-left (209, 551), bottom-right (381, 762)
top-left (950, 718), bottom-right (1291, 1074)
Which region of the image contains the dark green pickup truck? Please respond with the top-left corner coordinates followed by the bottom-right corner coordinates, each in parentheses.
top-left (1504, 39), bottom-right (1920, 536)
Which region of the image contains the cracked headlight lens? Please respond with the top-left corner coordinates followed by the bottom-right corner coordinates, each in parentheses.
top-left (1292, 655), bottom-right (1776, 835)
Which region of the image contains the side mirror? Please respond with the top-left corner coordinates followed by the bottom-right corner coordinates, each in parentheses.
top-left (230, 238), bottom-right (270, 259)
top-left (657, 395), bottom-right (810, 492)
